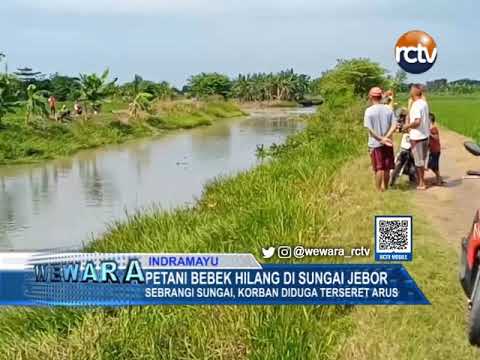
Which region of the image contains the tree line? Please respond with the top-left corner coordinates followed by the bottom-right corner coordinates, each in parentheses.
top-left (426, 78), bottom-right (480, 95)
top-left (0, 56), bottom-right (412, 126)
top-left (0, 65), bottom-right (314, 102)
top-left (185, 70), bottom-right (311, 102)
top-left (0, 66), bottom-right (316, 125)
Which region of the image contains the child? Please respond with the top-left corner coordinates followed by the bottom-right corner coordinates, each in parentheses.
top-left (428, 113), bottom-right (444, 185)
top-left (390, 109), bottom-right (416, 185)
top-left (382, 90), bottom-right (397, 111)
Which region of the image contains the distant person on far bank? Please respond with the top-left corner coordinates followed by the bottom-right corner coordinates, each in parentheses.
top-left (74, 101), bottom-right (83, 116)
top-left (402, 84), bottom-right (431, 190)
top-left (364, 87), bottom-right (396, 192)
top-left (48, 95), bottom-right (57, 119)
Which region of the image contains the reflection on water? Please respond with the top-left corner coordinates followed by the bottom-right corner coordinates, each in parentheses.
top-left (0, 108), bottom-right (313, 250)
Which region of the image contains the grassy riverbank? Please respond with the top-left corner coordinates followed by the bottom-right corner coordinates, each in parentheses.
top-left (0, 100), bottom-right (245, 165)
top-left (0, 103), bottom-right (366, 359)
top-left (0, 101), bottom-right (476, 359)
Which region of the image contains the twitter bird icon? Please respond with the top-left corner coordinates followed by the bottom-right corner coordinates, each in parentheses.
top-left (262, 247), bottom-right (275, 259)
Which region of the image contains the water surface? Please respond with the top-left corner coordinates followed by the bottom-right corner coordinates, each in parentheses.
top-left (0, 108), bottom-right (314, 250)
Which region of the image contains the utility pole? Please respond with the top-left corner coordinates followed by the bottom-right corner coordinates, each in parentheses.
top-left (0, 52), bottom-right (7, 74)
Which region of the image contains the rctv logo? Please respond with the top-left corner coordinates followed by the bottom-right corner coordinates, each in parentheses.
top-left (395, 30), bottom-right (437, 74)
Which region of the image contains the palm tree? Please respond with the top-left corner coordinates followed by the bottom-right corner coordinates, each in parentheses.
top-left (0, 75), bottom-right (20, 127)
top-left (78, 69), bottom-right (117, 116)
top-left (25, 84), bottom-right (48, 124)
top-left (231, 70), bottom-right (310, 102)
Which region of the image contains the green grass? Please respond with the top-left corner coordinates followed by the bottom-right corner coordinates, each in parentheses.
top-left (0, 100), bottom-right (245, 165)
top-left (330, 157), bottom-right (478, 360)
top-left (0, 103), bottom-right (366, 359)
top-left (0, 101), bottom-right (476, 359)
top-left (425, 94), bottom-right (480, 140)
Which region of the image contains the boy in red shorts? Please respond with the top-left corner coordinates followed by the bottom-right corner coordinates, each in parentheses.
top-left (364, 87), bottom-right (397, 192)
top-left (428, 113), bottom-right (444, 185)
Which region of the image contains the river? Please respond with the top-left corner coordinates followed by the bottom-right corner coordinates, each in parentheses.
top-left (0, 107), bottom-right (315, 250)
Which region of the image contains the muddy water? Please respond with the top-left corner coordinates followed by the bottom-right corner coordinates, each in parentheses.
top-left (0, 107), bottom-right (314, 250)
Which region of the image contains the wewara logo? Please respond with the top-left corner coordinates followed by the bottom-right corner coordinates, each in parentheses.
top-left (395, 30), bottom-right (437, 74)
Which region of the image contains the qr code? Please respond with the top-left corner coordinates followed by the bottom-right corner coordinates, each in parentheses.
top-left (375, 216), bottom-right (412, 254)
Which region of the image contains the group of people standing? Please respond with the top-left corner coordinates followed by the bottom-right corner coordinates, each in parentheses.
top-left (364, 84), bottom-right (442, 192)
top-left (47, 95), bottom-right (83, 121)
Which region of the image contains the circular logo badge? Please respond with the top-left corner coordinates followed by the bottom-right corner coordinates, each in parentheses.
top-left (395, 30), bottom-right (437, 74)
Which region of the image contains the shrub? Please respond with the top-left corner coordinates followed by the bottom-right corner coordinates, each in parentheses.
top-left (187, 73), bottom-right (232, 99)
top-left (312, 58), bottom-right (388, 108)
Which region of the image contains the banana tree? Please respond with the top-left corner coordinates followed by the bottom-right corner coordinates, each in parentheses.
top-left (25, 84), bottom-right (48, 124)
top-left (78, 69), bottom-right (117, 116)
top-left (0, 75), bottom-right (20, 127)
top-left (123, 75), bottom-right (155, 119)
top-left (129, 92), bottom-right (154, 119)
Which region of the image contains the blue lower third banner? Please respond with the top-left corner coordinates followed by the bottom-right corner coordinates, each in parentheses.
top-left (0, 253), bottom-right (429, 306)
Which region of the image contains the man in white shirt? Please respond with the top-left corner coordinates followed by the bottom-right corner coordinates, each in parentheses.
top-left (403, 84), bottom-right (430, 190)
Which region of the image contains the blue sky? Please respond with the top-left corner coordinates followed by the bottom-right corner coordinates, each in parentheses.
top-left (0, 0), bottom-right (477, 87)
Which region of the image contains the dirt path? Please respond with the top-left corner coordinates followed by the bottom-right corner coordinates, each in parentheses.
top-left (414, 127), bottom-right (480, 246)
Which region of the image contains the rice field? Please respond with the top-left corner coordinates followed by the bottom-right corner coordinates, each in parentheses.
top-left (429, 94), bottom-right (480, 140)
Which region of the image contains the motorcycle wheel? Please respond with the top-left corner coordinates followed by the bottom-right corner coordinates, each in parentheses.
top-left (469, 267), bottom-right (480, 345)
top-left (390, 162), bottom-right (404, 186)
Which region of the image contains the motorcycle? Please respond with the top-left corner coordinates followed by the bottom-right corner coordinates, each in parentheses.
top-left (390, 114), bottom-right (417, 186)
top-left (389, 142), bottom-right (417, 186)
top-left (459, 141), bottom-right (480, 345)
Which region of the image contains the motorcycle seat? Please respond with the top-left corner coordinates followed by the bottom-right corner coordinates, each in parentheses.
top-left (464, 141), bottom-right (480, 156)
